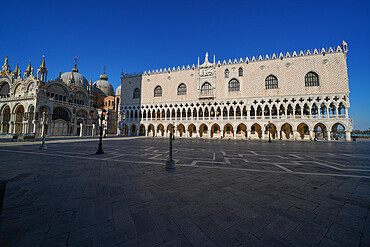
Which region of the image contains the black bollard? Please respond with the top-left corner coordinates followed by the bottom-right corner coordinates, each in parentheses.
top-left (166, 133), bottom-right (176, 169)
top-left (0, 181), bottom-right (7, 215)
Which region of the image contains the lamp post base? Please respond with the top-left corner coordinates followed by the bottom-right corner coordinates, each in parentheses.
top-left (96, 149), bottom-right (104, 154)
top-left (166, 159), bottom-right (176, 169)
top-left (40, 144), bottom-right (47, 150)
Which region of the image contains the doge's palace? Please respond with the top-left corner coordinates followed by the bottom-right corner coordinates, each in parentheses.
top-left (119, 41), bottom-right (353, 141)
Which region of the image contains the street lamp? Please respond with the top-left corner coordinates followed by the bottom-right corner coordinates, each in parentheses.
top-left (91, 104), bottom-right (109, 154)
top-left (267, 121), bottom-right (272, 143)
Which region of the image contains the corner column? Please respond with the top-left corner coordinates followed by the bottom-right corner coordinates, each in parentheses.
top-left (345, 131), bottom-right (351, 141)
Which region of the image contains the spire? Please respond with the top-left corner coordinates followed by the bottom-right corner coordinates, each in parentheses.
top-left (205, 52), bottom-right (209, 63)
top-left (25, 60), bottom-right (32, 72)
top-left (24, 60), bottom-right (34, 79)
top-left (39, 55), bottom-right (46, 69)
top-left (14, 63), bottom-right (21, 78)
top-left (37, 55), bottom-right (48, 81)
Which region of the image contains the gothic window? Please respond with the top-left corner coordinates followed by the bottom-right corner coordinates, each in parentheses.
top-left (154, 86), bottom-right (162, 97)
top-left (228, 79), bottom-right (240, 92)
top-left (133, 88), bottom-right (140, 98)
top-left (200, 82), bottom-right (212, 95)
top-left (224, 69), bottom-right (229, 78)
top-left (238, 67), bottom-right (243, 77)
top-left (177, 83), bottom-right (187, 95)
top-left (305, 72), bottom-right (319, 87)
top-left (265, 75), bottom-right (278, 89)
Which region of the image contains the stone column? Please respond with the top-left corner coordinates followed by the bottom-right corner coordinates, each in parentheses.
top-left (128, 129), bottom-right (131, 136)
top-left (208, 130), bottom-right (211, 138)
top-left (345, 131), bottom-right (351, 141)
top-left (292, 130), bottom-right (296, 140)
top-left (277, 130), bottom-right (280, 140)
top-left (309, 130), bottom-right (313, 140)
top-left (92, 124), bottom-right (96, 136)
top-left (247, 129), bottom-right (251, 140)
top-left (221, 110), bottom-right (223, 120)
top-left (233, 130), bottom-right (236, 139)
top-left (33, 121), bottom-right (37, 134)
top-left (136, 130), bottom-right (139, 136)
top-left (345, 108), bottom-right (349, 118)
top-left (327, 130), bottom-right (331, 141)
top-left (154, 129), bottom-right (157, 137)
top-left (262, 131), bottom-right (265, 140)
top-left (220, 130), bottom-right (224, 139)
top-left (145, 129), bottom-right (148, 136)
top-left (227, 110), bottom-right (229, 120)
top-left (80, 123), bottom-right (83, 137)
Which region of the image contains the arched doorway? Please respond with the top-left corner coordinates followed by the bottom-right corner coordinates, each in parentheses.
top-left (139, 124), bottom-right (145, 136)
top-left (2, 106), bottom-right (10, 133)
top-left (266, 123), bottom-right (277, 139)
top-left (199, 123), bottom-right (208, 137)
top-left (297, 123), bottom-right (310, 140)
top-left (28, 105), bottom-right (35, 135)
top-left (14, 105), bottom-right (24, 134)
top-left (148, 124), bottom-right (155, 136)
top-left (167, 124), bottom-right (174, 136)
top-left (211, 123), bottom-right (221, 138)
top-left (236, 124), bottom-right (247, 139)
top-left (314, 123), bottom-right (327, 140)
top-left (223, 124), bottom-right (234, 138)
top-left (332, 123), bottom-right (345, 140)
top-left (158, 124), bottom-right (165, 136)
top-left (251, 123), bottom-right (262, 139)
top-left (177, 124), bottom-right (185, 137)
top-left (130, 124), bottom-right (137, 136)
top-left (187, 124), bottom-right (196, 137)
top-left (281, 123), bottom-right (293, 140)
top-left (52, 107), bottom-right (70, 136)
top-left (122, 124), bottom-right (128, 136)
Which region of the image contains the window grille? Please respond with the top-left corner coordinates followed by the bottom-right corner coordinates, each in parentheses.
top-left (177, 83), bottom-right (187, 95)
top-left (200, 82), bottom-right (212, 95)
top-left (154, 86), bottom-right (162, 97)
top-left (265, 75), bottom-right (278, 89)
top-left (228, 79), bottom-right (240, 92)
top-left (305, 72), bottom-right (319, 87)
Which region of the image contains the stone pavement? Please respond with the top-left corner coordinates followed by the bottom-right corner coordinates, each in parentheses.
top-left (0, 137), bottom-right (369, 247)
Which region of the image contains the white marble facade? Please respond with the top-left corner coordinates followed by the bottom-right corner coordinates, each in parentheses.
top-left (120, 41), bottom-right (353, 141)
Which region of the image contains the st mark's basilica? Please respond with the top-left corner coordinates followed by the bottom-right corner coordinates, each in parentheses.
top-left (0, 56), bottom-right (120, 137)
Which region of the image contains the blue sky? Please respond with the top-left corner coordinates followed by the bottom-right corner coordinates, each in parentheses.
top-left (0, 0), bottom-right (369, 129)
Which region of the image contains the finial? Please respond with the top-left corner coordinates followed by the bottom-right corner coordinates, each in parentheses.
top-left (205, 52), bottom-right (209, 63)
top-left (74, 55), bottom-right (79, 67)
top-left (2, 56), bottom-right (10, 71)
top-left (72, 55), bottom-right (79, 72)
top-left (103, 65), bottom-right (106, 74)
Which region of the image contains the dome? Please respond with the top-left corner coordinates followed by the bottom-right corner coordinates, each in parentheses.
top-left (60, 71), bottom-right (88, 89)
top-left (93, 72), bottom-right (115, 97)
top-left (115, 85), bottom-right (121, 96)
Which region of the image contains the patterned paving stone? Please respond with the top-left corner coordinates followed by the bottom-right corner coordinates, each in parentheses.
top-left (0, 137), bottom-right (369, 246)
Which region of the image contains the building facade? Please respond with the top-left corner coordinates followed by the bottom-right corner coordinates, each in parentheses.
top-left (119, 41), bottom-right (353, 141)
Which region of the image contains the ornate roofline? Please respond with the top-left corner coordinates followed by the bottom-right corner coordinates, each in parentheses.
top-left (121, 41), bottom-right (348, 79)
